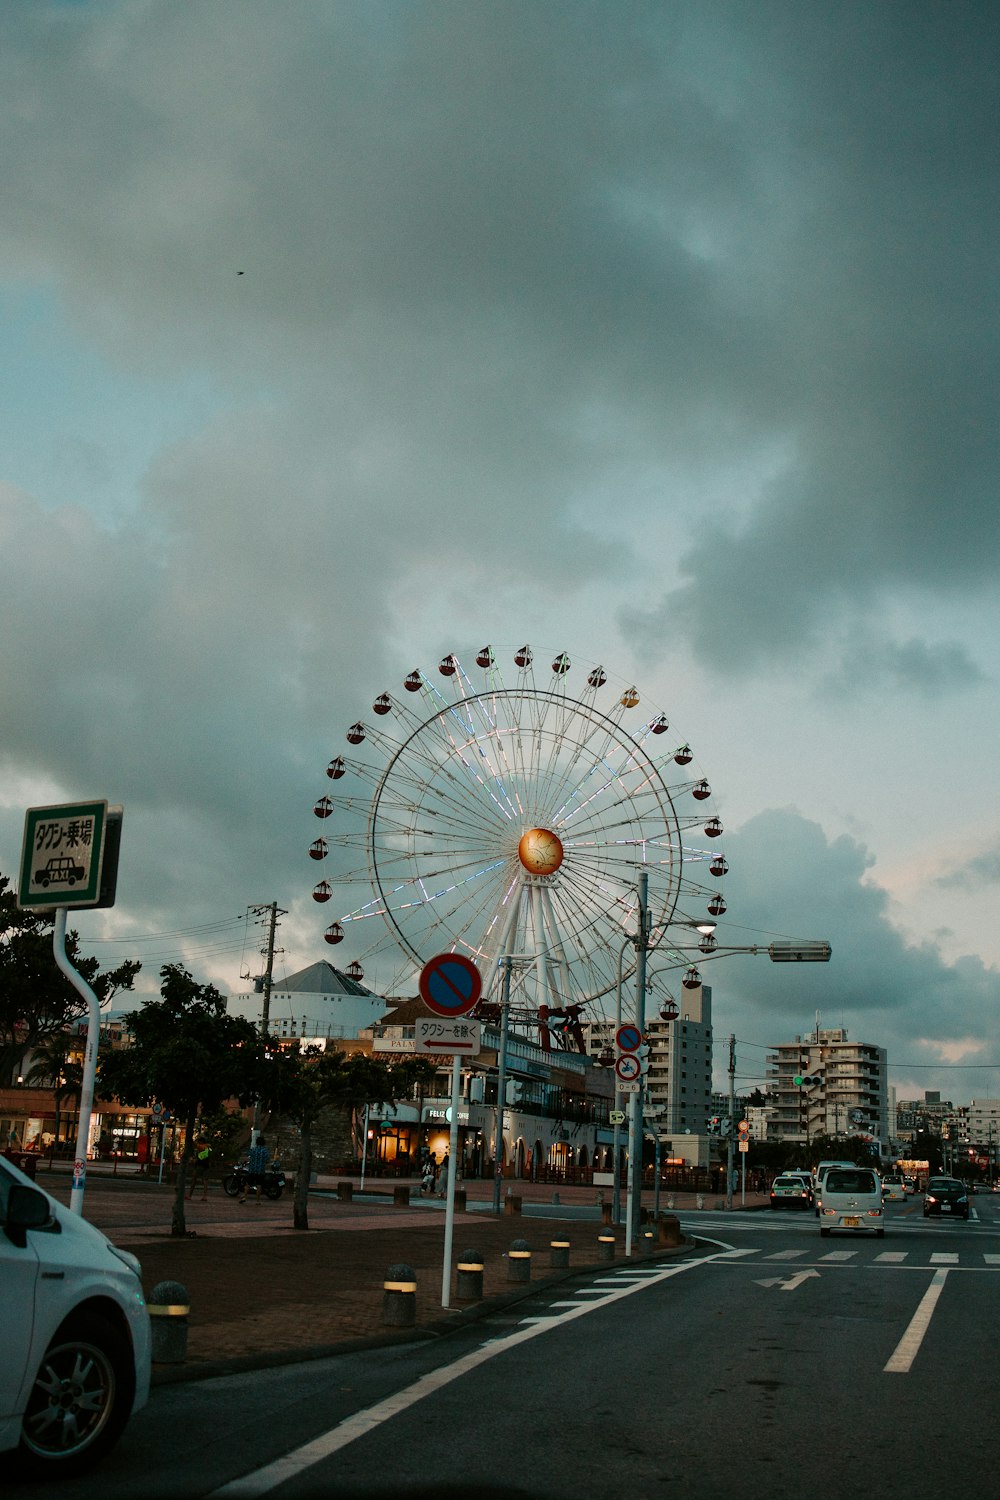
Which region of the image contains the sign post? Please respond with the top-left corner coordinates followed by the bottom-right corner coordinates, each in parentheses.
top-left (18, 801), bottom-right (123, 1216)
top-left (418, 955), bottom-right (482, 1310)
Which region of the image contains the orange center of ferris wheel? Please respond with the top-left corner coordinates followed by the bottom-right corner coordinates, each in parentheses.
top-left (517, 827), bottom-right (564, 876)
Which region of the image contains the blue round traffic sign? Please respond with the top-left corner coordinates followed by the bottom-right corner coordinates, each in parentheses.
top-left (418, 953), bottom-right (483, 1017)
top-left (616, 1023), bottom-right (643, 1052)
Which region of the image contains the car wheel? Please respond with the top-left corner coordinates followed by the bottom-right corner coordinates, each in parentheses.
top-left (820, 1227), bottom-right (831, 1237)
top-left (16, 1311), bottom-right (134, 1479)
top-left (876, 1229), bottom-right (885, 1238)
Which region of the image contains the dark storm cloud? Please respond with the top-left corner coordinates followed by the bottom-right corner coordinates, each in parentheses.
top-left (1, 0), bottom-right (998, 1023)
top-left (1, 2), bottom-right (995, 688)
top-left (710, 810), bottom-right (1000, 1094)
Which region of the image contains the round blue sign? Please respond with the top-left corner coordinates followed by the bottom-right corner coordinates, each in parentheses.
top-left (418, 953), bottom-right (483, 1017)
top-left (616, 1023), bottom-right (643, 1052)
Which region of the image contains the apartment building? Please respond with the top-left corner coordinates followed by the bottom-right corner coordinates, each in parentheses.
top-left (766, 1026), bottom-right (888, 1151)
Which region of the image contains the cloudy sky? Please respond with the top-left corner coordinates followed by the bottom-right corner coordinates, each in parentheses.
top-left (2, 1), bottom-right (998, 1106)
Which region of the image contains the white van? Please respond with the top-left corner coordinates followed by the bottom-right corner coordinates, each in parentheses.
top-left (812, 1159), bottom-right (856, 1216)
top-left (818, 1165), bottom-right (884, 1237)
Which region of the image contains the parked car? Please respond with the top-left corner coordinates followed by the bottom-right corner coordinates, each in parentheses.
top-left (818, 1165), bottom-right (884, 1237)
top-left (923, 1177), bottom-right (969, 1219)
top-left (0, 1155), bottom-right (151, 1477)
top-left (769, 1173), bottom-right (814, 1210)
top-left (882, 1176), bottom-right (907, 1201)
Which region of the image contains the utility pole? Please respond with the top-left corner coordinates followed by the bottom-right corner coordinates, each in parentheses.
top-left (726, 1034), bottom-right (736, 1211)
top-left (250, 902), bottom-right (286, 1145)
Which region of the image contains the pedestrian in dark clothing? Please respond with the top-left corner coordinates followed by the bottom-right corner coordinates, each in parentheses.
top-left (241, 1138), bottom-right (270, 1204)
top-left (187, 1136), bottom-right (212, 1201)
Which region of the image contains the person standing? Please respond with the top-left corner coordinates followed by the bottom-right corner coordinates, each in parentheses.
top-left (187, 1136), bottom-right (212, 1202)
top-left (241, 1137), bottom-right (270, 1205)
top-left (437, 1152), bottom-right (450, 1199)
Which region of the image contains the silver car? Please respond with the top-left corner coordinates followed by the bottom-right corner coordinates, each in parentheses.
top-left (0, 1156), bottom-right (151, 1477)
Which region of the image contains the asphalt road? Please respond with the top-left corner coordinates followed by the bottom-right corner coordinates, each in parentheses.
top-left (24, 1195), bottom-right (1000, 1500)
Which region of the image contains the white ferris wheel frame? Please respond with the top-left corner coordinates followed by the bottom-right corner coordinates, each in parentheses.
top-left (310, 647), bottom-right (728, 1027)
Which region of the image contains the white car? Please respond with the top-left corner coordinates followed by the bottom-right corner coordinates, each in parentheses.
top-left (882, 1176), bottom-right (907, 1201)
top-left (0, 1155), bottom-right (151, 1477)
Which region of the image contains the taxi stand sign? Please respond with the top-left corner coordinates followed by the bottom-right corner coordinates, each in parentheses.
top-left (17, 800), bottom-right (123, 1217)
top-left (17, 800), bottom-right (121, 910)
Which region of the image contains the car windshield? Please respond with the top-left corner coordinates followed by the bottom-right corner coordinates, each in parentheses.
top-left (929, 1178), bottom-right (960, 1192)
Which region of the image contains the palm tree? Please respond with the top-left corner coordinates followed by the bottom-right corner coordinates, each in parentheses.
top-left (24, 1033), bottom-right (83, 1154)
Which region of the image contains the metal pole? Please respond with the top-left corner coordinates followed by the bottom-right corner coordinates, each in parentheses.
top-left (626, 873), bottom-right (649, 1256)
top-left (492, 957), bottom-right (513, 1215)
top-left (441, 1054), bottom-right (462, 1307)
top-left (52, 909), bottom-right (101, 1216)
top-left (360, 1102), bottom-right (370, 1190)
top-left (612, 938), bottom-right (629, 1225)
top-left (726, 1034), bottom-right (736, 1211)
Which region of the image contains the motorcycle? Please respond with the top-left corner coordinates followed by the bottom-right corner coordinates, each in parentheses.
top-left (221, 1162), bottom-right (286, 1200)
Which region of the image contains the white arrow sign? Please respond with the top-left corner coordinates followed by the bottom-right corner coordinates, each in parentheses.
top-left (753, 1269), bottom-right (820, 1292)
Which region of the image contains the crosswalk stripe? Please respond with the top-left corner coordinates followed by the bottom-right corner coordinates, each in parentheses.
top-left (819, 1250), bottom-right (857, 1261)
top-left (763, 1248), bottom-right (809, 1260)
top-left (875, 1252), bottom-right (907, 1262)
top-left (929, 1253), bottom-right (959, 1264)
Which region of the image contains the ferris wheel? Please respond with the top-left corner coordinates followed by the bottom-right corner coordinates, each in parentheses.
top-left (308, 645), bottom-right (730, 1028)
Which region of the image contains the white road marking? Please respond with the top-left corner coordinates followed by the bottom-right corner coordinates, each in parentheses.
top-left (207, 1253), bottom-right (713, 1498)
top-left (985, 1254), bottom-right (1000, 1264)
top-left (875, 1252), bottom-right (907, 1263)
top-left (929, 1253), bottom-right (959, 1264)
top-left (884, 1268), bottom-right (948, 1374)
top-left (819, 1250), bottom-right (857, 1261)
top-left (763, 1248), bottom-right (810, 1260)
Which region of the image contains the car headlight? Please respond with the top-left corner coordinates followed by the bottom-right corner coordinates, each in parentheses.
top-left (110, 1245), bottom-right (143, 1280)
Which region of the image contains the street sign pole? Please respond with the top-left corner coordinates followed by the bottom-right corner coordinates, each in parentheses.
top-left (492, 956), bottom-right (513, 1215)
top-left (52, 908), bottom-right (101, 1216)
top-left (626, 871), bottom-right (649, 1257)
top-left (440, 1053), bottom-right (462, 1308)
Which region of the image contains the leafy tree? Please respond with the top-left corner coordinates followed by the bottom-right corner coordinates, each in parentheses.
top-left (272, 1049), bottom-right (435, 1230)
top-left (0, 875), bottom-right (140, 1084)
top-left (23, 1033), bottom-right (83, 1154)
top-left (98, 964), bottom-right (269, 1237)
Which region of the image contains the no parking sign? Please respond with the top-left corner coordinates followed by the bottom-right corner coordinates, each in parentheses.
top-left (418, 953), bottom-right (482, 1017)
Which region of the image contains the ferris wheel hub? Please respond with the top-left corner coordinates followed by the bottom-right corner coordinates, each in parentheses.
top-left (518, 827), bottom-right (564, 876)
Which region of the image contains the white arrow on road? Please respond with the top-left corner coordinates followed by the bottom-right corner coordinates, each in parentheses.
top-left (753, 1269), bottom-right (820, 1292)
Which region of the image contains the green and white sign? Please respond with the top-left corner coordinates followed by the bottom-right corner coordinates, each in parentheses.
top-left (18, 800), bottom-right (111, 909)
